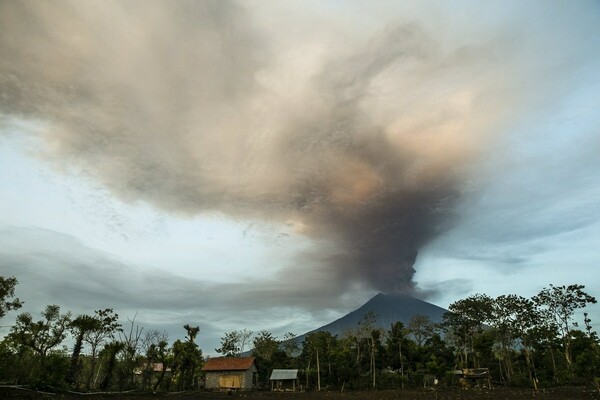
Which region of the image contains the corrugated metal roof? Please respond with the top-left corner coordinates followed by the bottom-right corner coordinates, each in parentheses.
top-left (201, 357), bottom-right (256, 371)
top-left (270, 369), bottom-right (299, 380)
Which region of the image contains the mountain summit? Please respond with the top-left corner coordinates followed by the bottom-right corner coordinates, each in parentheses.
top-left (299, 293), bottom-right (447, 340)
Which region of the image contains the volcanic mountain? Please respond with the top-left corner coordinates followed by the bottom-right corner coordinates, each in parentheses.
top-left (296, 292), bottom-right (447, 341)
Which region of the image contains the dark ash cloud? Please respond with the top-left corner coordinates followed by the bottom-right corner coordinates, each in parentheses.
top-left (1, 0), bottom-right (597, 295)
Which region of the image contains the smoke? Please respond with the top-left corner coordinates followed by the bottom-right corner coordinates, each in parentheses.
top-left (0, 1), bottom-right (587, 294)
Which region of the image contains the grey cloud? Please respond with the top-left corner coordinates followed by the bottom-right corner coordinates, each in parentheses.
top-left (0, 226), bottom-right (351, 349)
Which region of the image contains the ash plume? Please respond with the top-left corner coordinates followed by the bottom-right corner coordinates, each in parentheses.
top-left (0, 1), bottom-right (580, 294)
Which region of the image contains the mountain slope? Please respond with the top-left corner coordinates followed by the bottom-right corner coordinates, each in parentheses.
top-left (297, 292), bottom-right (447, 341)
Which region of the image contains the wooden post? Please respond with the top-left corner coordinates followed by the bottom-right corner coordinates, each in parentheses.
top-left (316, 347), bottom-right (321, 391)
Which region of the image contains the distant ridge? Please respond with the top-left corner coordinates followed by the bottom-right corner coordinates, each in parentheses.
top-left (295, 292), bottom-right (447, 342)
top-left (239, 293), bottom-right (448, 356)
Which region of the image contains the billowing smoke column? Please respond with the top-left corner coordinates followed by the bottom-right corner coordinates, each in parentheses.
top-left (0, 1), bottom-right (525, 293)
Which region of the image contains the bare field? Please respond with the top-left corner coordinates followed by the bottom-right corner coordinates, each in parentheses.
top-left (2, 387), bottom-right (600, 400)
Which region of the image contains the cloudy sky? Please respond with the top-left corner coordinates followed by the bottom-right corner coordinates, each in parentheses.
top-left (1, 0), bottom-right (599, 353)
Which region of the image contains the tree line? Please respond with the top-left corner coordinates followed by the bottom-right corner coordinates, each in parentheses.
top-left (1, 276), bottom-right (598, 392)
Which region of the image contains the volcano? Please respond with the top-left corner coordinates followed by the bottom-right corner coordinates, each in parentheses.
top-left (296, 292), bottom-right (447, 341)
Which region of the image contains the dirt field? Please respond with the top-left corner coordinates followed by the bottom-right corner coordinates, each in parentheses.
top-left (1, 387), bottom-right (599, 400)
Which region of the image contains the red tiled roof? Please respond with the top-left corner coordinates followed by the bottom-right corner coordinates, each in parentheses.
top-left (201, 357), bottom-right (256, 371)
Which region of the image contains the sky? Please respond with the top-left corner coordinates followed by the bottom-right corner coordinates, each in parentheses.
top-left (1, 0), bottom-right (599, 354)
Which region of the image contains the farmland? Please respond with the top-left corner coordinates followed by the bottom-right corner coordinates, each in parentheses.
top-left (1, 387), bottom-right (599, 400)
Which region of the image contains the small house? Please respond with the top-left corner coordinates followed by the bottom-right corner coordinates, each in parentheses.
top-left (201, 357), bottom-right (257, 391)
top-left (133, 362), bottom-right (171, 387)
top-left (270, 369), bottom-right (299, 391)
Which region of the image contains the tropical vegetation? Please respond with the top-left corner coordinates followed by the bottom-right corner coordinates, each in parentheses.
top-left (0, 276), bottom-right (598, 393)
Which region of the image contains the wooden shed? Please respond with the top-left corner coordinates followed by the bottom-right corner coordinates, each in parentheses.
top-left (201, 357), bottom-right (257, 391)
top-left (453, 368), bottom-right (492, 389)
top-left (270, 369), bottom-right (299, 391)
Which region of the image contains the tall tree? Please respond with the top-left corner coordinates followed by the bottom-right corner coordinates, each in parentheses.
top-left (83, 309), bottom-right (121, 390)
top-left (172, 324), bottom-right (202, 390)
top-left (67, 314), bottom-right (99, 387)
top-left (443, 294), bottom-right (493, 368)
top-left (301, 331), bottom-right (337, 390)
top-left (99, 341), bottom-right (125, 390)
top-left (215, 329), bottom-right (254, 356)
top-left (386, 321), bottom-right (410, 388)
top-left (140, 330), bottom-right (168, 390)
top-left (357, 312), bottom-right (381, 388)
top-left (216, 330), bottom-right (242, 356)
top-left (118, 313), bottom-right (144, 390)
top-left (494, 294), bottom-right (540, 388)
top-left (152, 339), bottom-right (171, 391)
top-left (0, 276), bottom-right (23, 320)
top-left (9, 305), bottom-right (71, 359)
top-left (253, 330), bottom-right (279, 362)
top-left (282, 332), bottom-right (299, 358)
top-left (408, 315), bottom-right (436, 347)
top-left (533, 284), bottom-right (597, 368)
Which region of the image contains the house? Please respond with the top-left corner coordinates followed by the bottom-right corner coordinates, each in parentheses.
top-left (269, 369), bottom-right (299, 391)
top-left (133, 362), bottom-right (171, 375)
top-left (133, 362), bottom-right (171, 387)
top-left (201, 357), bottom-right (257, 391)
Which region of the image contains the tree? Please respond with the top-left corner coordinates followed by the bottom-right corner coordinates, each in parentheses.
top-left (300, 331), bottom-right (337, 390)
top-left (408, 315), bottom-right (437, 347)
top-left (152, 339), bottom-right (171, 391)
top-left (386, 321), bottom-right (410, 388)
top-left (172, 324), bottom-right (202, 390)
top-left (533, 284), bottom-right (597, 368)
top-left (253, 330), bottom-right (279, 362)
top-left (67, 314), bottom-right (98, 387)
top-left (215, 329), bottom-right (253, 357)
top-left (492, 294), bottom-right (541, 388)
top-left (140, 329), bottom-right (168, 390)
top-left (100, 340), bottom-right (125, 390)
top-left (117, 313), bottom-right (144, 390)
top-left (356, 312), bottom-right (381, 388)
top-left (282, 332), bottom-right (299, 358)
top-left (216, 330), bottom-right (242, 356)
top-left (252, 330), bottom-right (285, 388)
top-left (8, 305), bottom-right (71, 388)
top-left (0, 276), bottom-right (23, 319)
top-left (9, 305), bottom-right (71, 359)
top-left (238, 329), bottom-right (253, 354)
top-left (443, 294), bottom-right (493, 369)
top-left (83, 309), bottom-right (121, 390)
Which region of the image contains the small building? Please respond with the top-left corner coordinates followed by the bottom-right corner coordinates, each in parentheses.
top-left (454, 368), bottom-right (492, 389)
top-left (270, 369), bottom-right (299, 391)
top-left (201, 357), bottom-right (257, 391)
top-left (133, 362), bottom-right (171, 387)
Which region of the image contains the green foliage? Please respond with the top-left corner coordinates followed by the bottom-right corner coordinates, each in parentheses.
top-left (534, 284), bottom-right (597, 368)
top-left (252, 330), bottom-right (290, 387)
top-left (408, 315), bottom-right (437, 346)
top-left (172, 324), bottom-right (203, 390)
top-left (215, 330), bottom-right (242, 356)
top-left (0, 276), bottom-right (23, 319)
top-left (9, 305), bottom-right (71, 358)
top-left (0, 281), bottom-right (596, 393)
top-left (443, 293), bottom-right (493, 369)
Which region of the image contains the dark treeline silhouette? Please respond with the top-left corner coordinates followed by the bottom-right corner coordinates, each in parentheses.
top-left (1, 276), bottom-right (598, 392)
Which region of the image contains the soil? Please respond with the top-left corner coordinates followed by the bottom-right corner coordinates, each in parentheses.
top-left (1, 387), bottom-right (599, 400)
